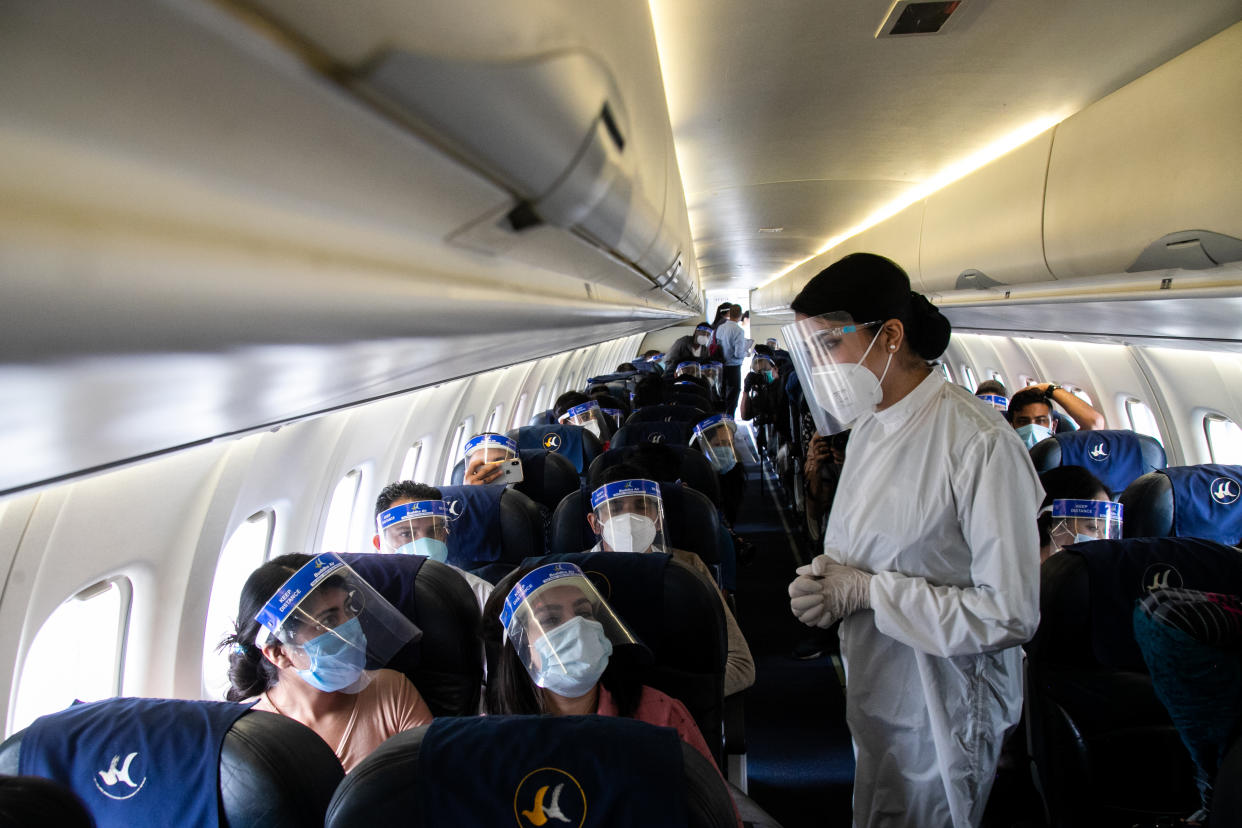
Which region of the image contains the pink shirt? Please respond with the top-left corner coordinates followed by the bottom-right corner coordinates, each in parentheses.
top-left (595, 685), bottom-right (716, 770)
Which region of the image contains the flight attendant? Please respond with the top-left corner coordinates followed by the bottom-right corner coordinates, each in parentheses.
top-left (783, 253), bottom-right (1042, 827)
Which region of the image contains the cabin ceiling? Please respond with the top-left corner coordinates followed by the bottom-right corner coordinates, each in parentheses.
top-left (650, 0), bottom-right (1242, 292)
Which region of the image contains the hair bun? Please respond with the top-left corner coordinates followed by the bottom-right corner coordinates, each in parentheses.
top-left (907, 292), bottom-right (951, 360)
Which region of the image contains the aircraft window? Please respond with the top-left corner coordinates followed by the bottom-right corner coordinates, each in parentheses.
top-left (511, 393), bottom-right (529, 429)
top-left (1124, 399), bottom-right (1163, 445)
top-left (1205, 414), bottom-right (1242, 464)
top-left (961, 365), bottom-right (977, 391)
top-left (1018, 375), bottom-right (1036, 389)
top-left (988, 369), bottom-right (1007, 388)
top-left (443, 418), bottom-right (473, 485)
top-left (935, 362), bottom-right (954, 383)
top-left (399, 441), bottom-right (424, 481)
top-left (533, 385), bottom-right (548, 418)
top-left (1064, 384), bottom-right (1094, 406)
top-left (322, 469), bottom-right (362, 553)
top-left (201, 512), bottom-right (273, 700)
top-left (486, 404), bottom-right (503, 433)
top-left (11, 577), bottom-right (131, 734)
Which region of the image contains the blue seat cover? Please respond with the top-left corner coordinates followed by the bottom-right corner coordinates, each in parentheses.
top-left (510, 425), bottom-right (588, 473)
top-left (1056, 430), bottom-right (1162, 496)
top-left (611, 422), bottom-right (692, 448)
top-left (19, 698), bottom-right (252, 828)
top-left (438, 485), bottom-right (505, 568)
top-left (1161, 464), bottom-right (1242, 546)
top-left (416, 715), bottom-right (686, 827)
top-left (340, 553), bottom-right (426, 672)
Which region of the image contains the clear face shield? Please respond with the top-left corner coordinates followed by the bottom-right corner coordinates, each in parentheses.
top-left (464, 433), bottom-right (521, 485)
top-left (500, 563), bottom-right (639, 699)
top-left (751, 355), bottom-right (777, 384)
top-left (1048, 499), bottom-right (1123, 550)
top-left (376, 500), bottom-right (450, 562)
top-left (559, 401), bottom-right (607, 440)
top-left (675, 361), bottom-right (702, 379)
top-left (255, 553), bottom-right (422, 694)
top-left (977, 394), bottom-right (1009, 411)
top-left (766, 338), bottom-right (779, 350)
top-left (694, 326), bottom-right (713, 348)
top-left (701, 362), bottom-right (722, 391)
top-left (692, 414), bottom-right (739, 474)
top-left (590, 478), bottom-right (667, 554)
top-left (601, 408), bottom-right (624, 431)
top-left (781, 312), bottom-right (889, 435)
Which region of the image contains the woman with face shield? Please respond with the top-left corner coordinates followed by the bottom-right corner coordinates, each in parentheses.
top-left (782, 253), bottom-right (1043, 827)
top-left (221, 553), bottom-right (433, 772)
top-left (1035, 465), bottom-right (1111, 563)
top-left (483, 563), bottom-right (720, 771)
top-left (691, 415), bottom-right (739, 475)
top-left (558, 400), bottom-right (609, 441)
top-left (701, 361), bottom-right (723, 393)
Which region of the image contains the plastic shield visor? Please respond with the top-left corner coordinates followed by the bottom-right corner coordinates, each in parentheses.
top-left (590, 478), bottom-right (667, 555)
top-left (701, 362), bottom-right (722, 389)
top-left (1051, 499), bottom-right (1123, 542)
top-left (675, 361), bottom-right (701, 378)
top-left (376, 500), bottom-right (449, 555)
top-left (692, 414), bottom-right (738, 473)
top-left (601, 408), bottom-right (624, 430)
top-left (254, 553), bottom-right (421, 693)
top-left (751, 355), bottom-right (776, 377)
top-left (781, 313), bottom-right (884, 435)
top-left (977, 394), bottom-right (1009, 411)
top-left (463, 433), bottom-right (518, 464)
top-left (558, 401), bottom-right (607, 439)
top-left (500, 563), bottom-right (638, 692)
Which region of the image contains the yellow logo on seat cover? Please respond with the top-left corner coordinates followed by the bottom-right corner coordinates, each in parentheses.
top-left (514, 767), bottom-right (585, 827)
top-left (543, 434), bottom-right (562, 450)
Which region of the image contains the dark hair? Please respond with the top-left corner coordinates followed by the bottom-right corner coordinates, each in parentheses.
top-left (974, 379), bottom-right (1008, 397)
top-left (632, 375), bottom-right (665, 408)
top-left (616, 362), bottom-right (637, 372)
top-left (554, 391), bottom-right (592, 420)
top-left (590, 392), bottom-right (631, 418)
top-left (594, 456), bottom-right (676, 491)
top-left (220, 553), bottom-right (314, 702)
top-left (790, 253), bottom-right (951, 360)
top-left (1037, 466), bottom-right (1109, 548)
top-left (481, 567), bottom-right (642, 718)
top-left (1008, 388), bottom-right (1051, 419)
top-left (375, 481), bottom-right (443, 516)
top-left (0, 776), bottom-right (94, 827)
top-left (753, 344), bottom-right (774, 357)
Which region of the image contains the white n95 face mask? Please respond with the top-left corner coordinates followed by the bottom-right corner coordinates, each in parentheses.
top-left (601, 513), bottom-right (658, 553)
top-left (808, 332), bottom-right (892, 429)
top-left (583, 420), bottom-right (602, 439)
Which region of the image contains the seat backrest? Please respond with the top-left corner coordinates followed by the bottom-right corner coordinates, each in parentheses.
top-left (1030, 429), bottom-right (1166, 496)
top-left (586, 445), bottom-right (723, 508)
top-left (626, 404), bottom-right (707, 426)
top-left (550, 483), bottom-right (721, 565)
top-left (0, 702), bottom-right (341, 828)
top-left (611, 421), bottom-right (694, 448)
top-left (448, 449), bottom-right (580, 513)
top-left (437, 485), bottom-right (545, 583)
top-left (507, 424), bottom-right (603, 474)
top-left (341, 555), bottom-right (482, 716)
top-left (669, 392), bottom-right (713, 413)
top-left (1025, 538), bottom-right (1242, 824)
top-left (1120, 465), bottom-right (1242, 546)
top-left (527, 408), bottom-right (555, 426)
top-left (325, 717), bottom-right (737, 828)
top-left (666, 378), bottom-right (712, 399)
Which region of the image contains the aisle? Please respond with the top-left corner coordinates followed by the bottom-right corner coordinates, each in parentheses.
top-left (731, 432), bottom-right (856, 827)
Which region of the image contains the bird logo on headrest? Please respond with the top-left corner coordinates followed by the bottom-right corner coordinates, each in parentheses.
top-left (543, 434), bottom-right (562, 450)
top-left (647, 433), bottom-right (665, 444)
top-left (1088, 441), bottom-right (1108, 461)
top-left (1211, 477), bottom-right (1240, 506)
top-left (446, 498), bottom-right (464, 518)
top-left (515, 768), bottom-right (585, 827)
top-left (95, 752), bottom-right (146, 800)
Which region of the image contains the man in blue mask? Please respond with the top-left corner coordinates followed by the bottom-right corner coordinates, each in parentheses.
top-left (1010, 384), bottom-right (1107, 449)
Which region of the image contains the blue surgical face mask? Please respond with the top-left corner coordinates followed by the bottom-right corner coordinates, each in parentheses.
top-left (396, 536), bottom-right (449, 563)
top-left (710, 445), bottom-right (737, 474)
top-left (1016, 423), bottom-right (1054, 449)
top-left (1074, 533), bottom-right (1097, 545)
top-left (296, 616), bottom-right (367, 693)
top-left (531, 616), bottom-right (612, 698)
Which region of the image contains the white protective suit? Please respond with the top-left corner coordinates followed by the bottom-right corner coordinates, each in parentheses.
top-left (826, 371), bottom-right (1042, 827)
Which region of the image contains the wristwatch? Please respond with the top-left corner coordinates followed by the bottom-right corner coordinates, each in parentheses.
top-left (1044, 384), bottom-right (1061, 401)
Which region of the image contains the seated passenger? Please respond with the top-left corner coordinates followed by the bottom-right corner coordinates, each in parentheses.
top-left (690, 415), bottom-right (745, 525)
top-left (665, 322), bottom-right (715, 370)
top-left (222, 553), bottom-right (433, 772)
top-left (483, 562), bottom-right (720, 769)
top-left (974, 379), bottom-right (1009, 412)
top-left (632, 374), bottom-right (666, 408)
top-left (701, 361), bottom-right (723, 395)
top-left (558, 398), bottom-right (610, 441)
top-left (1036, 465), bottom-right (1115, 562)
top-left (462, 432), bottom-right (520, 486)
top-left (616, 362), bottom-right (638, 372)
top-left (1010, 384), bottom-right (1106, 448)
top-left (586, 466), bottom-right (755, 696)
top-left (675, 361), bottom-right (703, 380)
top-left (374, 481), bottom-right (493, 608)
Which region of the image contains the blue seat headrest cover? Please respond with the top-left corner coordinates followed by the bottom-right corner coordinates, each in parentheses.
top-left (1056, 430), bottom-right (1165, 496)
top-left (510, 426), bottom-right (588, 473)
top-left (18, 698), bottom-right (252, 828)
top-left (340, 553), bottom-right (426, 672)
top-left (438, 485), bottom-right (505, 567)
top-left (1161, 464), bottom-right (1242, 546)
top-left (416, 715), bottom-right (686, 827)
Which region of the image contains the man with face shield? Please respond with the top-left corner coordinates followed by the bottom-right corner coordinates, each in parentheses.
top-left (374, 481), bottom-right (493, 609)
top-left (558, 399), bottom-right (609, 441)
top-left (782, 253), bottom-right (1042, 828)
top-left (486, 563), bottom-right (721, 770)
top-left (223, 553), bottom-right (433, 772)
top-left (701, 361), bottom-right (723, 393)
top-left (586, 466), bottom-right (755, 696)
top-left (462, 432), bottom-right (521, 486)
top-left (665, 322), bottom-right (715, 371)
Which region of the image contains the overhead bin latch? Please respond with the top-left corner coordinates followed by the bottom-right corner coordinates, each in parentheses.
top-left (1127, 230), bottom-right (1242, 273)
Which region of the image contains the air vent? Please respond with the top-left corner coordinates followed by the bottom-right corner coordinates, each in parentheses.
top-left (876, 1), bottom-right (965, 38)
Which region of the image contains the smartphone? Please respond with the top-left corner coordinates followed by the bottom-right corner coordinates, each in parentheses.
top-left (494, 458), bottom-right (524, 485)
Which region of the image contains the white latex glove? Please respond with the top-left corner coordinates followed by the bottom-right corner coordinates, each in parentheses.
top-left (788, 554), bottom-right (873, 628)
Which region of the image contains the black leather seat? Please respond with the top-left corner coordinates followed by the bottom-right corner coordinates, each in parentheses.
top-left (0, 706), bottom-right (342, 828)
top-left (325, 717), bottom-right (739, 828)
top-left (628, 404), bottom-right (710, 426)
top-left (550, 482), bottom-right (721, 565)
top-left (341, 555), bottom-right (483, 717)
top-left (586, 444), bottom-right (723, 508)
top-left (1030, 429), bottom-right (1166, 497)
top-left (1026, 537), bottom-right (1242, 826)
top-left (1120, 464), bottom-right (1242, 545)
top-left (612, 421), bottom-right (695, 448)
top-left (449, 448), bottom-right (580, 514)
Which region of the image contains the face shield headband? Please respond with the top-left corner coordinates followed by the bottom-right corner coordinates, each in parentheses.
top-left (977, 394), bottom-right (1009, 411)
top-left (376, 500), bottom-right (450, 560)
top-left (463, 433), bottom-right (517, 461)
